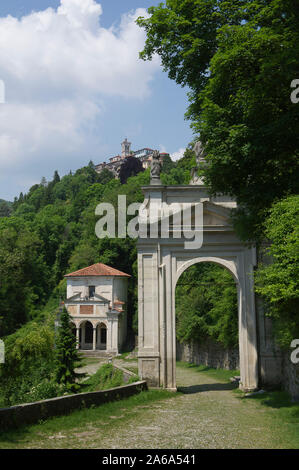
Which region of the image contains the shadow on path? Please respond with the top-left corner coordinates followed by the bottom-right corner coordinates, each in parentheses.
top-left (178, 382), bottom-right (236, 394)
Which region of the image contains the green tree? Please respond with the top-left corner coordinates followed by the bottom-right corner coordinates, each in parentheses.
top-left (97, 168), bottom-right (114, 185)
top-left (55, 307), bottom-right (84, 391)
top-left (176, 262), bottom-right (238, 348)
top-left (119, 156), bottom-right (144, 184)
top-left (0, 319), bottom-right (56, 406)
top-left (137, 0), bottom-right (299, 239)
top-left (53, 170), bottom-right (60, 185)
top-left (161, 154), bottom-right (175, 173)
top-left (0, 201), bottom-right (12, 217)
top-left (0, 221), bottom-right (50, 336)
top-left (255, 195), bottom-right (299, 348)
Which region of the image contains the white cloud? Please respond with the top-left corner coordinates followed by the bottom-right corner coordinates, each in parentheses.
top-left (0, 0), bottom-right (160, 198)
top-left (171, 147), bottom-right (186, 161)
top-left (0, 1), bottom-right (157, 101)
top-left (0, 99), bottom-right (101, 171)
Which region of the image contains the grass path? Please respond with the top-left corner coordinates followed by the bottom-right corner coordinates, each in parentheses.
top-left (0, 362), bottom-right (298, 449)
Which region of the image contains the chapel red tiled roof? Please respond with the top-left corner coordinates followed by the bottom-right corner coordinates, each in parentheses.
top-left (65, 263), bottom-right (131, 278)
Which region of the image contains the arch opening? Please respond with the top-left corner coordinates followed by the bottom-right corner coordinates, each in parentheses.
top-left (80, 320), bottom-right (93, 350)
top-left (96, 322), bottom-right (107, 350)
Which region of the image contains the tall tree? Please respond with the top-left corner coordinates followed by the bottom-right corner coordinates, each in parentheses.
top-left (137, 0), bottom-right (299, 239)
top-left (119, 156), bottom-right (144, 184)
top-left (52, 170), bottom-right (60, 185)
top-left (55, 307), bottom-right (84, 391)
top-left (0, 201), bottom-right (12, 218)
top-left (255, 195), bottom-right (299, 348)
top-left (97, 168), bottom-right (114, 185)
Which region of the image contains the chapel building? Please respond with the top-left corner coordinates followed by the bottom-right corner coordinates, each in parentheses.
top-left (64, 262), bottom-right (130, 354)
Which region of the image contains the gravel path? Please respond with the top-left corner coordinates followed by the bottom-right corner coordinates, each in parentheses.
top-left (83, 363), bottom-right (290, 449)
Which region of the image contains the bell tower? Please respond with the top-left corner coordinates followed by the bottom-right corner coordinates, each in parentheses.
top-left (121, 138), bottom-right (131, 158)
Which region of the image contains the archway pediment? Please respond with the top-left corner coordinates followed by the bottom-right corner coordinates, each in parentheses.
top-left (202, 201), bottom-right (232, 227)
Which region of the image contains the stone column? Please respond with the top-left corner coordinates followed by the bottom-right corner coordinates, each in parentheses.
top-left (137, 247), bottom-right (161, 387)
top-left (238, 249), bottom-right (259, 392)
top-left (82, 323), bottom-right (86, 349)
top-left (165, 250), bottom-right (176, 391)
top-left (106, 320), bottom-right (112, 352)
top-left (92, 327), bottom-right (96, 351)
top-left (107, 319), bottom-right (118, 354)
top-left (76, 327), bottom-right (80, 350)
top-left (112, 320), bottom-right (119, 354)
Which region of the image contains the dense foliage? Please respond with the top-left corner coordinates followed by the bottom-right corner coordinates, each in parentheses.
top-left (0, 152), bottom-right (196, 405)
top-left (0, 314), bottom-right (61, 407)
top-left (137, 0), bottom-right (299, 240)
top-left (0, 199), bottom-right (12, 218)
top-left (255, 196), bottom-right (299, 348)
top-left (0, 155), bottom-right (194, 340)
top-left (176, 263), bottom-right (238, 348)
top-left (119, 156), bottom-right (144, 184)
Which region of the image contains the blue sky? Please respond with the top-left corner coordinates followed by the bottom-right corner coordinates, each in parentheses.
top-left (0, 1), bottom-right (193, 201)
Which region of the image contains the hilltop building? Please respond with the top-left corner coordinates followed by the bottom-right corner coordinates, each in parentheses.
top-left (64, 262), bottom-right (130, 355)
top-left (95, 139), bottom-right (169, 177)
top-left (121, 138), bottom-right (132, 158)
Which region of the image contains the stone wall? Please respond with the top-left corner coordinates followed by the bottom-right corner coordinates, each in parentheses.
top-left (176, 339), bottom-right (239, 370)
top-left (0, 381), bottom-right (147, 431)
top-left (282, 352), bottom-right (299, 401)
top-left (176, 339), bottom-right (299, 401)
top-left (256, 291), bottom-right (299, 400)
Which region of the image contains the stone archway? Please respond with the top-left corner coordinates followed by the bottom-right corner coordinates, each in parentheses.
top-left (137, 184), bottom-right (259, 392)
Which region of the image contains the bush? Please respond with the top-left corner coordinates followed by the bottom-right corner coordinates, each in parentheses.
top-left (81, 363), bottom-right (124, 392)
top-left (0, 359), bottom-right (66, 406)
top-left (255, 195), bottom-right (299, 348)
top-left (0, 319), bottom-right (56, 406)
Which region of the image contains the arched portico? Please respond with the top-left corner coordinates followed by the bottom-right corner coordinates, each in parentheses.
top-left (79, 320), bottom-right (94, 350)
top-left (137, 184), bottom-right (259, 392)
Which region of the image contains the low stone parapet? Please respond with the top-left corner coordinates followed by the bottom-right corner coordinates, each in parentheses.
top-left (0, 381), bottom-right (147, 431)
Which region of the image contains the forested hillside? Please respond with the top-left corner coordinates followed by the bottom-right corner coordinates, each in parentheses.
top-left (0, 151), bottom-right (196, 406)
top-left (0, 199), bottom-right (12, 218)
top-left (0, 153), bottom-right (193, 339)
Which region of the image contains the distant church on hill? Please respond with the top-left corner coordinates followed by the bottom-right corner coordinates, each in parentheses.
top-left (95, 138), bottom-right (169, 178)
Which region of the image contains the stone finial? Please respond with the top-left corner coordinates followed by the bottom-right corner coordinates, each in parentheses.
top-left (150, 150), bottom-right (162, 185)
top-left (193, 140), bottom-right (206, 165)
top-left (190, 140), bottom-right (206, 185)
